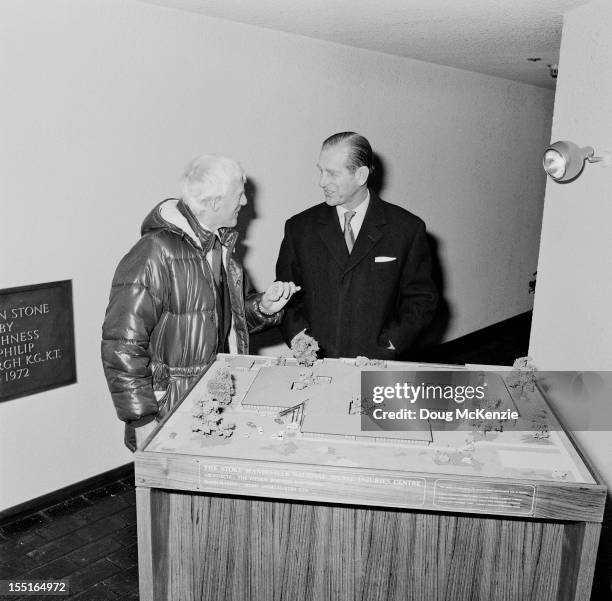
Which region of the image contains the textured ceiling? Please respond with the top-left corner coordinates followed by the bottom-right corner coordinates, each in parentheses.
top-left (142, 0), bottom-right (590, 89)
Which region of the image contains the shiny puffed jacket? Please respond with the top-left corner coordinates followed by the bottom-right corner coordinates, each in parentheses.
top-left (101, 199), bottom-right (280, 450)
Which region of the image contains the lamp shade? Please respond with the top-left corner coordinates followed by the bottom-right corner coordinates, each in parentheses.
top-left (542, 141), bottom-right (594, 182)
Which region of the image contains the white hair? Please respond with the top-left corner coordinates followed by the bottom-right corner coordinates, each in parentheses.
top-left (180, 155), bottom-right (245, 209)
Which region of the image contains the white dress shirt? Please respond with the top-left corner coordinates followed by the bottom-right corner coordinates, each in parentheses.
top-left (336, 191), bottom-right (370, 240)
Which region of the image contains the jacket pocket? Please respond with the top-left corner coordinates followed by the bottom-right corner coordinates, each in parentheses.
top-left (370, 260), bottom-right (398, 272)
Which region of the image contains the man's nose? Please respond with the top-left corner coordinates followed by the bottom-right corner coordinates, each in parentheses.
top-left (240, 194), bottom-right (247, 206)
top-left (319, 172), bottom-right (328, 187)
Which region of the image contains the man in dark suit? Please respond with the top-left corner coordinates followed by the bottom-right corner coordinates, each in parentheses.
top-left (275, 132), bottom-right (438, 360)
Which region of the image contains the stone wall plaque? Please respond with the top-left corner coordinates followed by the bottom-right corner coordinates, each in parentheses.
top-left (0, 280), bottom-right (76, 402)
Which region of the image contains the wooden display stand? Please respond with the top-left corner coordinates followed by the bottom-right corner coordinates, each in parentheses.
top-left (134, 355), bottom-right (606, 601)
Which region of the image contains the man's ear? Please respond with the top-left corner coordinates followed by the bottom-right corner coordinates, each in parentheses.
top-left (355, 166), bottom-right (369, 186)
top-left (210, 196), bottom-right (222, 211)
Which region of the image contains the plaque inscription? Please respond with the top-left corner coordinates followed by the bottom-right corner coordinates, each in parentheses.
top-left (198, 461), bottom-right (426, 507)
top-left (0, 280), bottom-right (76, 402)
top-left (433, 479), bottom-right (535, 515)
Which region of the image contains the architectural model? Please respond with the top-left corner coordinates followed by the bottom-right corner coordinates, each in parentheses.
top-left (148, 354), bottom-right (591, 485)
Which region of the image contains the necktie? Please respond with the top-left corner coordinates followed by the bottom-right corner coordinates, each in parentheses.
top-left (211, 237), bottom-right (230, 352)
top-left (211, 236), bottom-right (223, 289)
top-left (344, 210), bottom-right (356, 253)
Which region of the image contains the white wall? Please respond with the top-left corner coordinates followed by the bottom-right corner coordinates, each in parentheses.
top-left (0, 0), bottom-right (552, 509)
top-left (530, 0), bottom-right (612, 371)
top-left (529, 0), bottom-right (612, 591)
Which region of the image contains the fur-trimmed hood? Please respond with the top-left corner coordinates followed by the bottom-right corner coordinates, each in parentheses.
top-left (140, 198), bottom-right (238, 250)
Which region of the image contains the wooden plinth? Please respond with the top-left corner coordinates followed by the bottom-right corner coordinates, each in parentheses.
top-left (135, 356), bottom-right (606, 601)
top-left (136, 486), bottom-right (601, 601)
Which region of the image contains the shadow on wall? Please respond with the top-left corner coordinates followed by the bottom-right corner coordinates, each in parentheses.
top-left (371, 153), bottom-right (451, 359)
top-left (233, 178), bottom-right (258, 266)
top-left (368, 152), bottom-right (385, 197)
top-left (236, 177), bottom-right (288, 354)
top-left (245, 151), bottom-right (451, 357)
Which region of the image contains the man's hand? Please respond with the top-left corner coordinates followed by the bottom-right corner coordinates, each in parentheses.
top-left (260, 281), bottom-right (301, 315)
top-left (134, 419), bottom-right (158, 449)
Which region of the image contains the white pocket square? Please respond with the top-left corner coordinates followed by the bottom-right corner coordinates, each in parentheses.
top-left (375, 256), bottom-right (396, 263)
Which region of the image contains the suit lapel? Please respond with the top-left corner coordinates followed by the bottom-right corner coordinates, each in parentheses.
top-left (316, 204), bottom-right (349, 268)
top-left (343, 193), bottom-right (386, 274)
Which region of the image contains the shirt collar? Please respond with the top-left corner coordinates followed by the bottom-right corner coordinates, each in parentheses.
top-left (336, 189), bottom-right (370, 219)
top-left (177, 200), bottom-right (236, 250)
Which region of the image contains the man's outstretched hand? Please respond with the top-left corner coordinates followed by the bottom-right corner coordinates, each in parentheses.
top-left (260, 281), bottom-right (301, 314)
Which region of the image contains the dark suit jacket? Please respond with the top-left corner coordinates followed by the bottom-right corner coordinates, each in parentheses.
top-left (275, 192), bottom-right (438, 359)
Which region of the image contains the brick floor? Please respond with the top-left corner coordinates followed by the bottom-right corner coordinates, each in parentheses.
top-left (0, 476), bottom-right (138, 600)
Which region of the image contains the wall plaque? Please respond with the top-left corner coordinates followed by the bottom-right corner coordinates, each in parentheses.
top-left (0, 280), bottom-right (76, 402)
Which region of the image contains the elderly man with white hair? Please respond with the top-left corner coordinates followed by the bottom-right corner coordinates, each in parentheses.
top-left (102, 155), bottom-right (299, 450)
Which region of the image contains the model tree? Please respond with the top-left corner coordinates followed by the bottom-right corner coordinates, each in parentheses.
top-left (207, 366), bottom-right (234, 404)
top-left (192, 366), bottom-right (235, 438)
top-left (506, 356), bottom-right (537, 394)
top-left (291, 331), bottom-right (319, 367)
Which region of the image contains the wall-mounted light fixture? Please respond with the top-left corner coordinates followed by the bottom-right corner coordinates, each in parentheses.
top-left (543, 140), bottom-right (611, 183)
